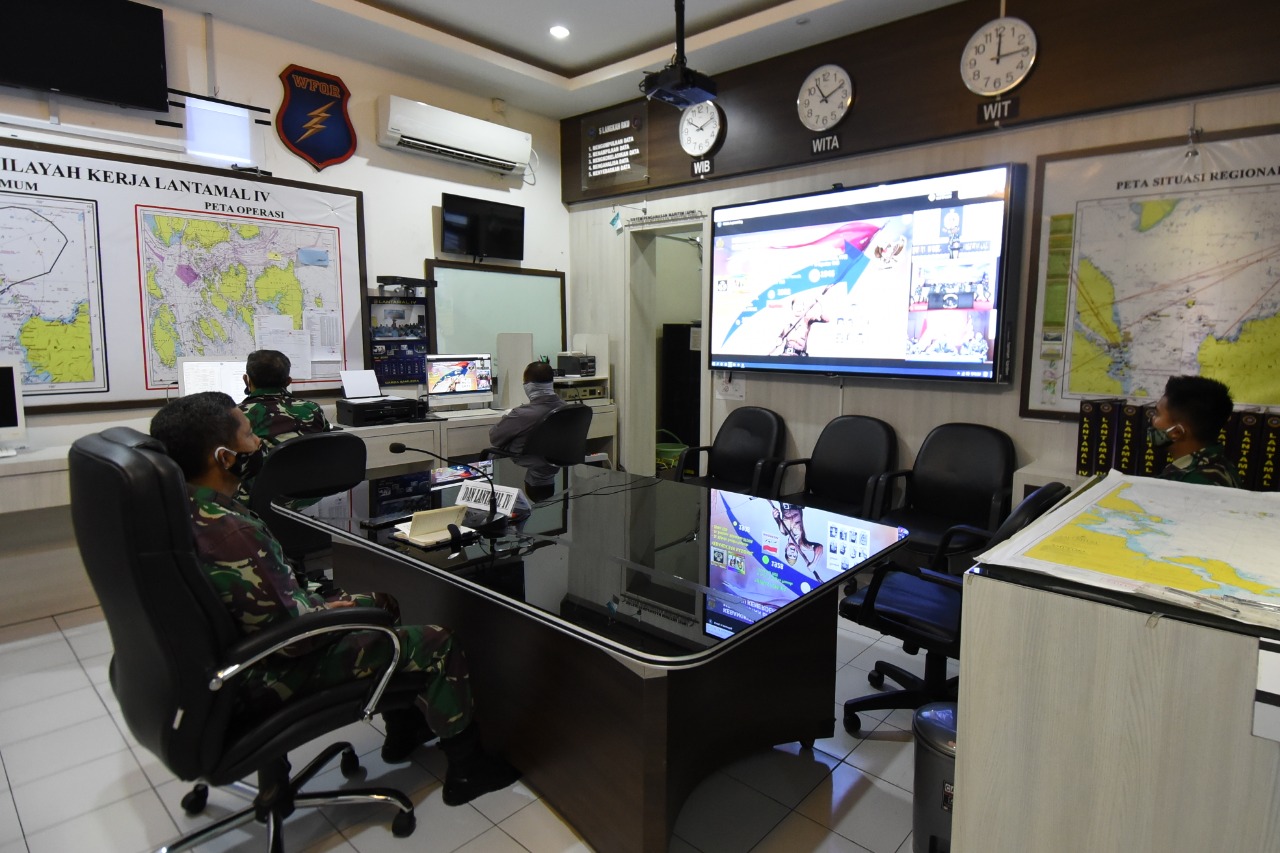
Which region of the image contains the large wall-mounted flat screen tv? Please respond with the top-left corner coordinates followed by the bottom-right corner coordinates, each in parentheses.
top-left (3, 0), bottom-right (169, 113)
top-left (440, 193), bottom-right (525, 261)
top-left (709, 163), bottom-right (1026, 383)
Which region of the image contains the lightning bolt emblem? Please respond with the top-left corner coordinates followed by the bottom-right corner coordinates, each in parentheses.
top-left (297, 101), bottom-right (334, 143)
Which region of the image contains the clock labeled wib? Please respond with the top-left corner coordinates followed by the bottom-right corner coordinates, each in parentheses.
top-left (797, 64), bottom-right (853, 132)
top-left (678, 101), bottom-right (725, 157)
top-left (961, 16), bottom-right (1037, 96)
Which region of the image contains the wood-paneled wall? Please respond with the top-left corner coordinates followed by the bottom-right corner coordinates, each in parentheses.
top-left (561, 0), bottom-right (1280, 204)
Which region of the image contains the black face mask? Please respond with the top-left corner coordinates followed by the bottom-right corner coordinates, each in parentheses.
top-left (217, 441), bottom-right (266, 481)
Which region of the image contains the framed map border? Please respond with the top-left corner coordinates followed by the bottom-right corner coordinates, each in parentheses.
top-left (1019, 123), bottom-right (1280, 420)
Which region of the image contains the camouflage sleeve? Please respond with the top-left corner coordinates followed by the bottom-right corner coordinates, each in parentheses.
top-left (299, 400), bottom-right (331, 433)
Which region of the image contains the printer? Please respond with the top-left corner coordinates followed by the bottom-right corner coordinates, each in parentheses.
top-left (336, 396), bottom-right (423, 427)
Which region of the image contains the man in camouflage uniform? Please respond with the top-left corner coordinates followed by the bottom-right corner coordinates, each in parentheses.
top-left (235, 349), bottom-right (331, 504)
top-left (1150, 375), bottom-right (1242, 488)
top-left (150, 392), bottom-right (519, 806)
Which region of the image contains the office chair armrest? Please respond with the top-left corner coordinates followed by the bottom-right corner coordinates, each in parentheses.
top-left (214, 606), bottom-right (403, 721)
top-left (874, 469), bottom-right (913, 516)
top-left (987, 486), bottom-right (1013, 531)
top-left (750, 456), bottom-right (784, 497)
top-left (675, 445), bottom-right (712, 481)
top-left (770, 457), bottom-right (811, 499)
top-left (933, 523), bottom-right (995, 559)
top-left (482, 446), bottom-right (512, 461)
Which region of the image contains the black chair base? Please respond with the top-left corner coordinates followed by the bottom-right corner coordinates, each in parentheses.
top-left (842, 650), bottom-right (956, 735)
top-left (160, 741), bottom-right (416, 853)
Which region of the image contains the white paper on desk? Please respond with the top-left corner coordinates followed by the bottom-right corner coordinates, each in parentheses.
top-left (340, 369), bottom-right (382, 398)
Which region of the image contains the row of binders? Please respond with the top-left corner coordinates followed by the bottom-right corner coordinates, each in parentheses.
top-left (1076, 399), bottom-right (1280, 491)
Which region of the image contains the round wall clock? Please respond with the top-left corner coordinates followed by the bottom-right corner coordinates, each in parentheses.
top-left (961, 16), bottom-right (1038, 96)
top-left (678, 101), bottom-right (725, 157)
top-left (796, 64), bottom-right (853, 132)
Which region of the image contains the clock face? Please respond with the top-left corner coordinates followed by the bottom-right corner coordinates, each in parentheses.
top-left (961, 16), bottom-right (1037, 96)
top-left (797, 64), bottom-right (853, 133)
top-left (678, 101), bottom-right (725, 157)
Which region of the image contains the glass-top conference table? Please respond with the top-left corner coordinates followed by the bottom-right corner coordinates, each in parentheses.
top-left (285, 459), bottom-right (907, 853)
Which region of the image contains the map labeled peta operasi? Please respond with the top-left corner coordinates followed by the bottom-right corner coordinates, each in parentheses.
top-left (1061, 183), bottom-right (1280, 406)
top-left (0, 193), bottom-right (108, 393)
top-left (138, 208), bottom-right (342, 389)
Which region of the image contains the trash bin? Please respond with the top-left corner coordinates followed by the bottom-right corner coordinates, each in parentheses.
top-left (912, 702), bottom-right (957, 853)
top-left (655, 429), bottom-right (687, 472)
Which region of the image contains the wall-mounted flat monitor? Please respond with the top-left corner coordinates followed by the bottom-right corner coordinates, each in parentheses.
top-left (440, 193), bottom-right (525, 261)
top-left (709, 163), bottom-right (1026, 384)
top-left (0, 358), bottom-right (26, 451)
top-left (3, 0), bottom-right (169, 113)
top-left (425, 354), bottom-right (493, 408)
top-left (177, 358), bottom-right (246, 400)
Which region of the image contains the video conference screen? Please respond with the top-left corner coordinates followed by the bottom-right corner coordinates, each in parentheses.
top-left (704, 491), bottom-right (907, 639)
top-left (425, 355), bottom-right (492, 397)
top-left (709, 164), bottom-right (1024, 383)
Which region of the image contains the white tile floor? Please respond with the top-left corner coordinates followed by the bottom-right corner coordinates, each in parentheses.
top-left (0, 606), bottom-right (951, 853)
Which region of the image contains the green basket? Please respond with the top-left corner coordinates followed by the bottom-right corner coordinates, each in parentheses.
top-left (655, 429), bottom-right (687, 470)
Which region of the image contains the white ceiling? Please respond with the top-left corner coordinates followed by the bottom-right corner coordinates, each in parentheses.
top-left (163, 0), bottom-right (962, 118)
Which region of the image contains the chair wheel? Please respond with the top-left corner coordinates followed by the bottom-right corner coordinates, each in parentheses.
top-left (181, 783), bottom-right (208, 815)
top-left (391, 809), bottom-right (417, 837)
top-left (868, 669), bottom-right (885, 689)
top-left (843, 713), bottom-right (862, 735)
top-left (340, 748), bottom-right (360, 778)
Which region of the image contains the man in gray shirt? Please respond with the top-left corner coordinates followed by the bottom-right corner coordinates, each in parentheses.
top-left (488, 361), bottom-right (564, 490)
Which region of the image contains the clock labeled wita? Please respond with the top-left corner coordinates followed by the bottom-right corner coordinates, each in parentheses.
top-left (797, 64), bottom-right (853, 132)
top-left (678, 101), bottom-right (725, 157)
top-left (961, 16), bottom-right (1037, 97)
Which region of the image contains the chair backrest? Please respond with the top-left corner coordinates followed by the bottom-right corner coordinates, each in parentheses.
top-left (521, 404), bottom-right (593, 466)
top-left (805, 415), bottom-right (897, 511)
top-left (68, 427), bottom-right (240, 781)
top-left (987, 481), bottom-right (1071, 544)
top-left (909, 422), bottom-right (1015, 526)
top-left (708, 406), bottom-right (786, 486)
top-left (248, 431), bottom-right (367, 559)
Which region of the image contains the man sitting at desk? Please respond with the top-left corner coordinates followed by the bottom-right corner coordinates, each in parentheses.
top-left (150, 392), bottom-right (520, 805)
top-left (487, 361), bottom-right (566, 494)
top-left (240, 349), bottom-right (331, 444)
top-left (1149, 375), bottom-right (1241, 487)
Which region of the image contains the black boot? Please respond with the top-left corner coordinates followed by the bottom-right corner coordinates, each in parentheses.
top-left (380, 706), bottom-right (436, 763)
top-left (439, 724), bottom-right (521, 806)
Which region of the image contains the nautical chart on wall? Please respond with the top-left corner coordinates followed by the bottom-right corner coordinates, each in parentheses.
top-left (1020, 126), bottom-right (1280, 419)
top-left (0, 138), bottom-right (365, 407)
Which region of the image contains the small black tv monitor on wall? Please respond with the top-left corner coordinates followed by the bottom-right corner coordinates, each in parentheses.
top-left (2, 0), bottom-right (169, 113)
top-left (440, 193), bottom-right (525, 261)
top-left (708, 163), bottom-right (1025, 384)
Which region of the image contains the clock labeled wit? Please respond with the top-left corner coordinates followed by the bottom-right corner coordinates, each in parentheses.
top-left (961, 16), bottom-right (1037, 96)
top-left (797, 64), bottom-right (853, 133)
top-left (678, 101), bottom-right (725, 157)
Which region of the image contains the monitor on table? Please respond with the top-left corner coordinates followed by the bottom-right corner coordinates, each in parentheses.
top-left (0, 358), bottom-right (27, 450)
top-left (177, 358), bottom-right (247, 401)
top-left (424, 354), bottom-right (493, 409)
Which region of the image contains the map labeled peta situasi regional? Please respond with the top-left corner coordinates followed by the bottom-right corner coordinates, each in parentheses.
top-left (981, 471), bottom-right (1280, 631)
top-left (138, 208), bottom-right (342, 388)
top-left (1026, 131), bottom-right (1280, 417)
top-left (0, 193), bottom-right (108, 393)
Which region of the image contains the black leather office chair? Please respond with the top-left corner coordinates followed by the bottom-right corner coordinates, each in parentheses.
top-left (68, 427), bottom-right (425, 850)
top-left (484, 403), bottom-right (593, 465)
top-left (840, 481), bottom-right (1070, 734)
top-left (675, 405), bottom-right (785, 496)
top-left (875, 422), bottom-right (1016, 566)
top-left (772, 415), bottom-right (896, 517)
top-left (249, 430), bottom-right (367, 569)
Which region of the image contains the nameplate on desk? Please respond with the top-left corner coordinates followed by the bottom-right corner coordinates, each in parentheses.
top-left (456, 482), bottom-right (529, 516)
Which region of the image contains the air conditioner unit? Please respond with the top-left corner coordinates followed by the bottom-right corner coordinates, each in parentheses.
top-left (376, 94), bottom-right (531, 177)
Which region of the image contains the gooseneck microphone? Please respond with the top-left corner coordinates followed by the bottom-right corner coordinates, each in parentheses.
top-left (387, 442), bottom-right (501, 534)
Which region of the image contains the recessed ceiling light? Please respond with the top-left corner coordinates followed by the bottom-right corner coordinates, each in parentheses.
top-left (550, 25), bottom-right (570, 39)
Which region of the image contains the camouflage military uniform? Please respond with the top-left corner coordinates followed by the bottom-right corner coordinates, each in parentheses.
top-left (236, 387), bottom-right (331, 504)
top-left (1159, 443), bottom-right (1242, 488)
top-left (188, 484), bottom-right (472, 738)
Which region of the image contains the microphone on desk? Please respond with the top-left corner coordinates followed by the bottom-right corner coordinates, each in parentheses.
top-left (387, 442), bottom-right (503, 536)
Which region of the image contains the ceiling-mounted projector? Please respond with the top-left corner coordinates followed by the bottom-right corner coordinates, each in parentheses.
top-left (642, 63), bottom-right (717, 109)
top-left (640, 0), bottom-right (716, 109)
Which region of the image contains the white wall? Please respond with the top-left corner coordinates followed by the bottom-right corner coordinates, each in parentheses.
top-left (0, 1), bottom-right (570, 432)
top-left (568, 86), bottom-right (1280, 478)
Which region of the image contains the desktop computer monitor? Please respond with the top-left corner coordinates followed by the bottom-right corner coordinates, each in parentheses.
top-left (0, 358), bottom-right (27, 451)
top-left (424, 354), bottom-right (493, 408)
top-left (177, 358), bottom-right (247, 400)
